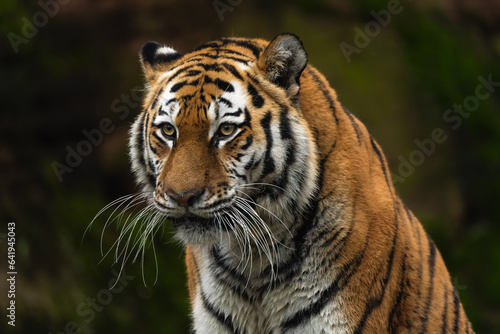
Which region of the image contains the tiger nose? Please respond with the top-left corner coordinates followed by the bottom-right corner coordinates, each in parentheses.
top-left (166, 189), bottom-right (202, 207)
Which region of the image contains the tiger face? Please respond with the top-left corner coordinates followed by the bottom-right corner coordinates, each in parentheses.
top-left (129, 35), bottom-right (319, 246)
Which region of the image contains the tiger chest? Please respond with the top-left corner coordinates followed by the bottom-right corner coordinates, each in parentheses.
top-left (191, 249), bottom-right (349, 333)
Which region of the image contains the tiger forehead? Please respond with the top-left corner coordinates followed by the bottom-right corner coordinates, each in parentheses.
top-left (148, 40), bottom-right (269, 125)
top-left (152, 75), bottom-right (248, 125)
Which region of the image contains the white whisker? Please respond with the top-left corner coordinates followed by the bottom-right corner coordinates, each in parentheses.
top-left (87, 191), bottom-right (167, 287)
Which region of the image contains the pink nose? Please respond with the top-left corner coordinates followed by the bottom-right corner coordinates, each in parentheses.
top-left (166, 190), bottom-right (202, 207)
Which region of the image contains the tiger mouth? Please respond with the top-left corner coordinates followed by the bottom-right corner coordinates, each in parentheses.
top-left (170, 215), bottom-right (218, 230)
top-left (169, 207), bottom-right (240, 231)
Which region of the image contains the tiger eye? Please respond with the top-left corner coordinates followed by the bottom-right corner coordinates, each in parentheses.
top-left (162, 123), bottom-right (176, 137)
top-left (219, 123), bottom-right (236, 137)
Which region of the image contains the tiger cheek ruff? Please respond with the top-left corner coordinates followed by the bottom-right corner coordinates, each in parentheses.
top-left (128, 34), bottom-right (474, 333)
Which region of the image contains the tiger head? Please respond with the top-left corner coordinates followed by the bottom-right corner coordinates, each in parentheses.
top-left (129, 34), bottom-right (319, 245)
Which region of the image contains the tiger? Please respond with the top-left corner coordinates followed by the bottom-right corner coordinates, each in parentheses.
top-left (127, 33), bottom-right (474, 333)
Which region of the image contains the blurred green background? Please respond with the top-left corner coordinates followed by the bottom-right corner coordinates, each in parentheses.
top-left (1, 0), bottom-right (499, 333)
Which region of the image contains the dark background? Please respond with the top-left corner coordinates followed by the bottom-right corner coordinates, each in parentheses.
top-left (1, 0), bottom-right (500, 333)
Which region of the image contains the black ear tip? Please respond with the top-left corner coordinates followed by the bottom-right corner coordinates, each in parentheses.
top-left (279, 32), bottom-right (301, 41)
top-left (274, 33), bottom-right (303, 45)
top-left (141, 41), bottom-right (163, 64)
top-left (271, 33), bottom-right (307, 58)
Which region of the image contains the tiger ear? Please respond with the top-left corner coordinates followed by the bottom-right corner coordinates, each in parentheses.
top-left (258, 33), bottom-right (308, 98)
top-left (140, 41), bottom-right (183, 84)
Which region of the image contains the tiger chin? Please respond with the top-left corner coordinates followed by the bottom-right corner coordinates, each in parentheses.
top-left (128, 33), bottom-right (473, 333)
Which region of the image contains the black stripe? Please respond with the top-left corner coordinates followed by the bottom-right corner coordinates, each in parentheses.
top-left (197, 63), bottom-right (223, 72)
top-left (420, 234), bottom-right (437, 333)
top-left (165, 63), bottom-right (209, 84)
top-left (285, 140), bottom-right (296, 166)
top-left (257, 192), bottom-right (320, 285)
top-left (232, 153), bottom-right (244, 162)
top-left (151, 97), bottom-right (158, 110)
top-left (220, 55), bottom-right (249, 65)
top-left (269, 137), bottom-right (297, 198)
top-left (184, 57), bottom-right (204, 64)
top-left (317, 227), bottom-right (344, 250)
top-left (205, 76), bottom-right (235, 92)
top-left (403, 203), bottom-right (417, 230)
top-left (452, 288), bottom-right (461, 334)
top-left (441, 288), bottom-right (449, 334)
top-left (147, 173), bottom-right (156, 188)
top-left (135, 113), bottom-right (146, 169)
top-left (406, 205), bottom-right (424, 301)
top-left (319, 231), bottom-right (351, 268)
top-left (188, 52), bottom-right (250, 65)
top-left (220, 38), bottom-right (262, 58)
top-left (170, 81), bottom-right (187, 93)
top-left (244, 154), bottom-right (255, 170)
top-left (388, 254), bottom-right (407, 330)
top-left (141, 113), bottom-right (156, 188)
top-left (222, 63), bottom-right (243, 80)
top-left (241, 134), bottom-right (253, 150)
top-left (403, 201), bottom-right (426, 292)
top-left (212, 97), bottom-right (220, 119)
top-left (244, 107), bottom-right (252, 124)
top-left (150, 88), bottom-right (164, 110)
top-left (259, 112), bottom-right (275, 177)
top-left (224, 128), bottom-right (248, 149)
top-left (370, 136), bottom-right (393, 193)
top-left (256, 150), bottom-right (323, 287)
top-left (151, 131), bottom-right (164, 145)
top-left (224, 108), bottom-right (242, 118)
top-left (148, 143), bottom-right (158, 155)
top-left (147, 157), bottom-right (156, 178)
top-left (163, 97), bottom-right (177, 108)
top-left (165, 63), bottom-right (223, 86)
top-left (268, 146), bottom-right (292, 199)
top-left (219, 48), bottom-right (252, 59)
top-left (183, 69), bottom-right (202, 77)
top-left (247, 83), bottom-right (264, 108)
top-left (306, 67), bottom-right (338, 124)
top-left (158, 106), bottom-right (168, 116)
top-left (282, 237), bottom-right (368, 330)
top-left (218, 97), bottom-right (233, 109)
top-left (279, 106), bottom-right (293, 140)
top-left (164, 65), bottom-right (191, 84)
top-left (143, 112), bottom-right (156, 178)
top-left (316, 141), bottom-right (338, 200)
top-left (354, 212), bottom-right (399, 333)
top-left (213, 270), bottom-right (252, 303)
top-left (215, 78), bottom-right (234, 92)
top-left (343, 107), bottom-right (362, 145)
top-left (149, 132), bottom-right (161, 155)
top-left (211, 246), bottom-right (249, 287)
top-left (201, 290), bottom-right (240, 334)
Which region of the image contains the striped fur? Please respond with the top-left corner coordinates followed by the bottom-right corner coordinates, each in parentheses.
top-left (129, 34), bottom-right (473, 333)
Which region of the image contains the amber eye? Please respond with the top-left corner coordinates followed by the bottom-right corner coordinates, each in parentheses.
top-left (161, 123), bottom-right (176, 138)
top-left (218, 123), bottom-right (236, 137)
